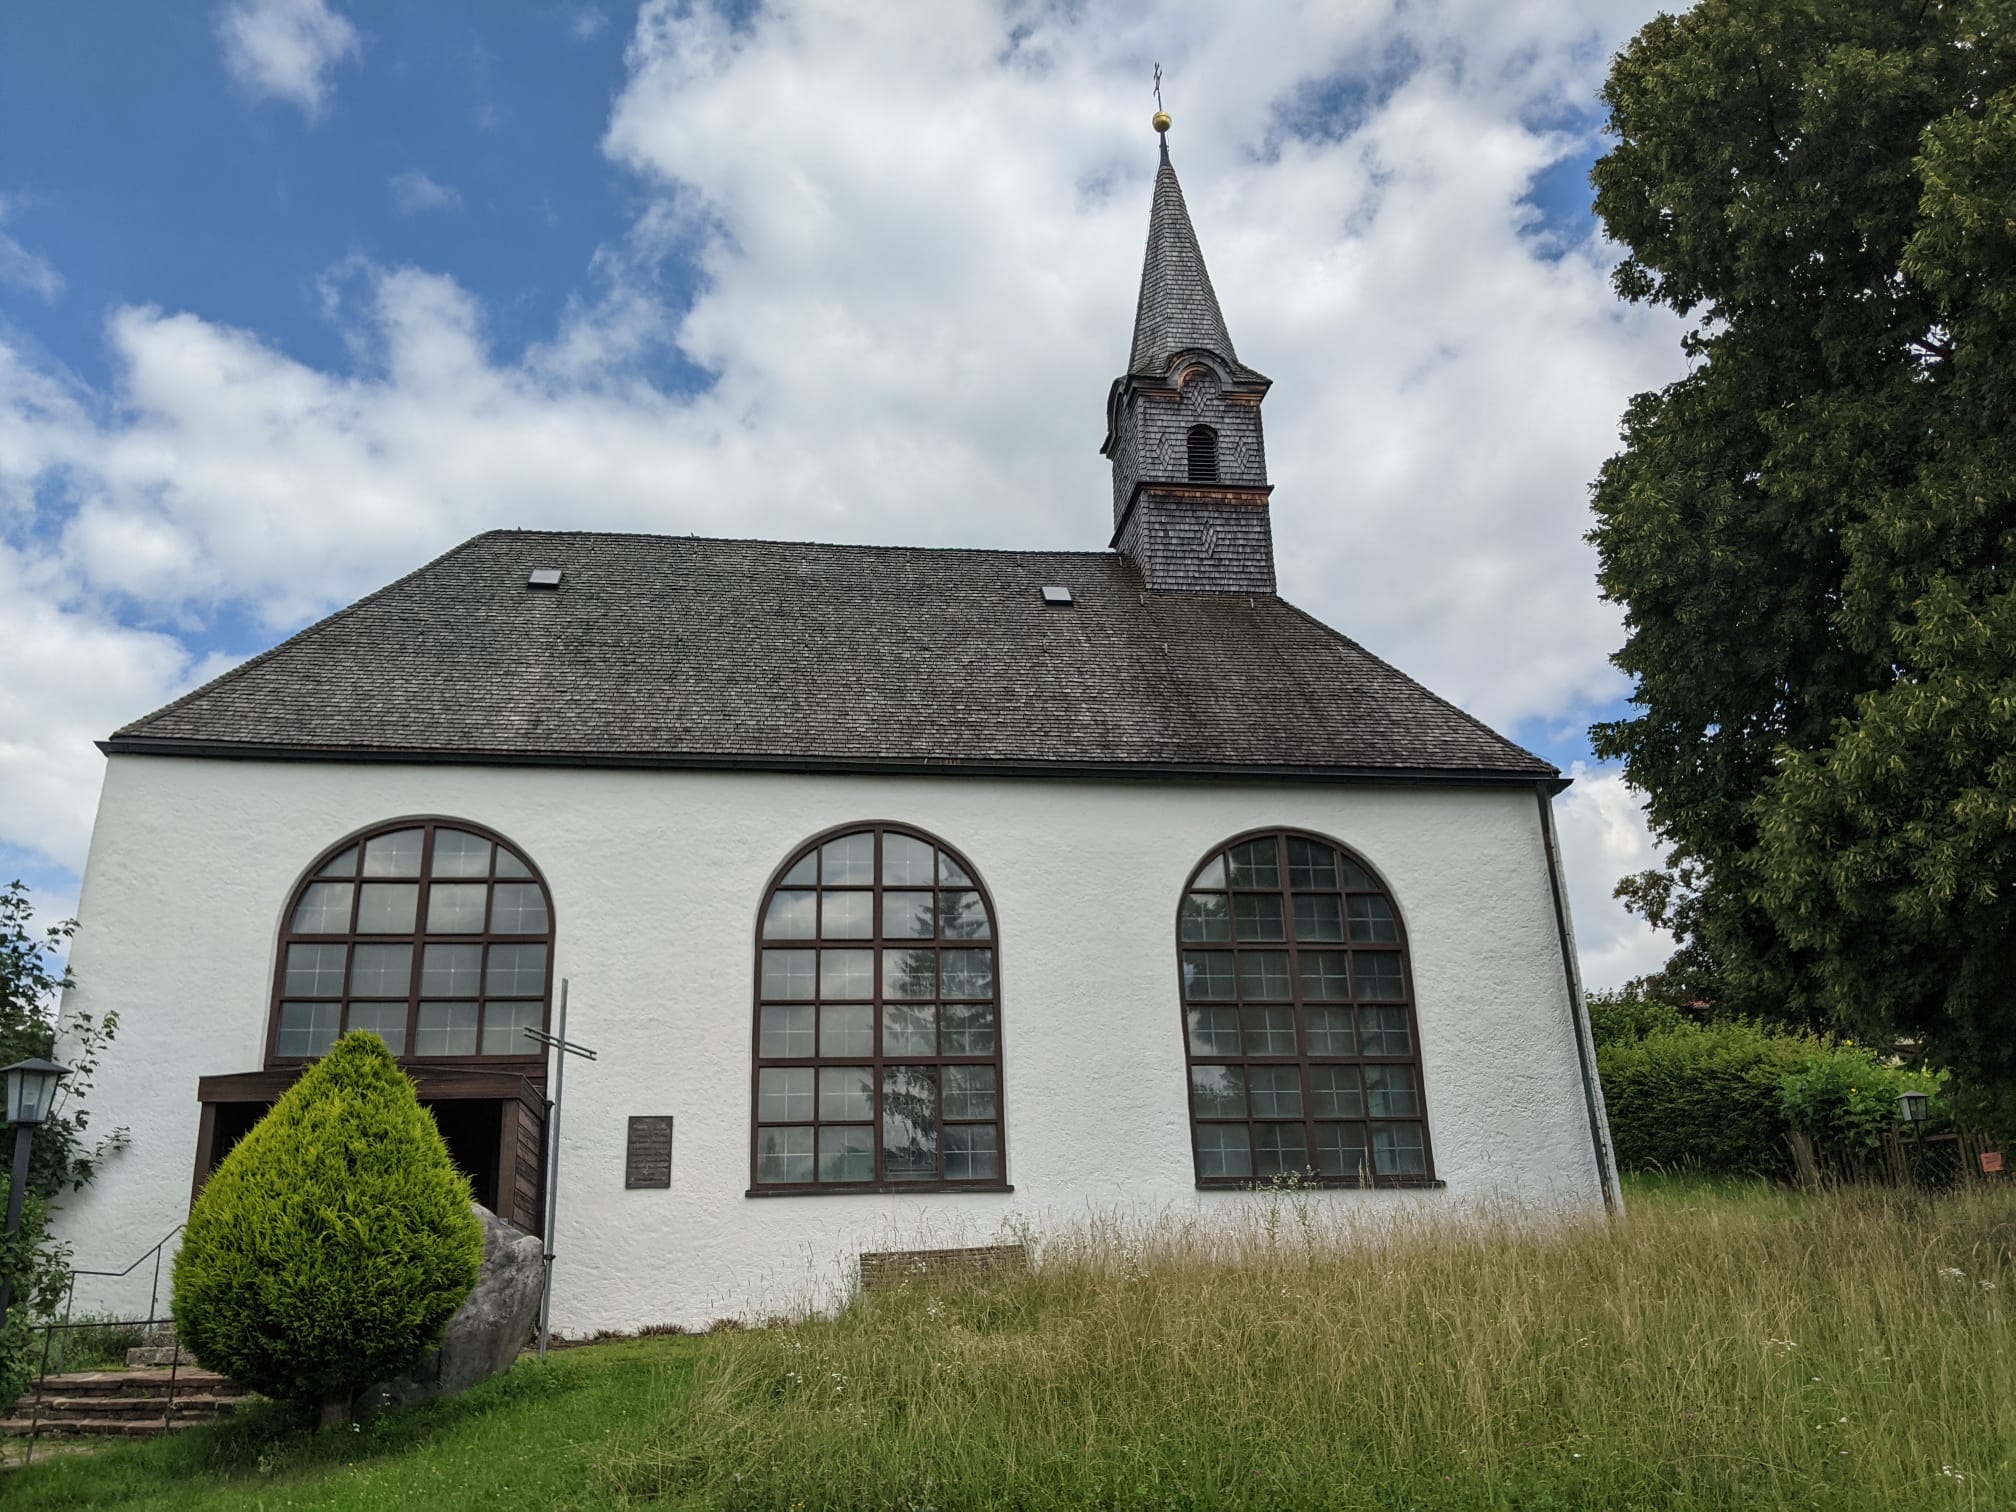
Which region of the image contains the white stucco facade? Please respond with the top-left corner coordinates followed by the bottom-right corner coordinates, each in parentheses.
top-left (54, 752), bottom-right (1615, 1332)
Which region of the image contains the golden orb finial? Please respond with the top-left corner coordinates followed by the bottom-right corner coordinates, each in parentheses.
top-left (1152, 110), bottom-right (1172, 134)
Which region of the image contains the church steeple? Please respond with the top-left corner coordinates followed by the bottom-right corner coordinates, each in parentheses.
top-left (1103, 113), bottom-right (1275, 595)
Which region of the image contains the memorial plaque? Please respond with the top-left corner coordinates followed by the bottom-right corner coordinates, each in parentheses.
top-left (626, 1115), bottom-right (674, 1189)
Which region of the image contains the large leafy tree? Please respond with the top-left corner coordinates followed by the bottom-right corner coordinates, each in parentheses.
top-left (1590, 2), bottom-right (2016, 1092)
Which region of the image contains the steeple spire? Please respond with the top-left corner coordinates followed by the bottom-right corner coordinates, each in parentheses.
top-left (1101, 108), bottom-right (1276, 596)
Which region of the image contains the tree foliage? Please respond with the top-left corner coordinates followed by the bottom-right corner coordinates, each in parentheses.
top-left (0, 881), bottom-right (121, 1403)
top-left (1590, 0), bottom-right (2016, 1096)
top-left (172, 1032), bottom-right (482, 1424)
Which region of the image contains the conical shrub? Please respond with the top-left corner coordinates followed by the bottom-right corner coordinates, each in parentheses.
top-left (173, 1032), bottom-right (484, 1422)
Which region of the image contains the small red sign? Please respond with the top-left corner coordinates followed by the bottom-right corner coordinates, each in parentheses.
top-left (1981, 1151), bottom-right (2005, 1174)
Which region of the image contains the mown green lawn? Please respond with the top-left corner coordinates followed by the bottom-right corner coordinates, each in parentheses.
top-left (6, 1176), bottom-right (2012, 1510)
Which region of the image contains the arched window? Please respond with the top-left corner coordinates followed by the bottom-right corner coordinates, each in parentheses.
top-left (751, 824), bottom-right (1005, 1191)
top-left (1187, 423), bottom-right (1219, 483)
top-left (1177, 832), bottom-right (1433, 1186)
top-left (269, 819), bottom-right (554, 1066)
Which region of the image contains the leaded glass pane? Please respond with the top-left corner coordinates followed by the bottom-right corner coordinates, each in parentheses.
top-left (362, 828), bottom-right (424, 878)
top-left (1306, 1006), bottom-right (1356, 1055)
top-left (1360, 1006), bottom-right (1413, 1057)
top-left (761, 949), bottom-right (816, 1000)
top-left (1298, 952), bottom-right (1350, 1002)
top-left (1242, 1006), bottom-right (1297, 1057)
top-left (882, 833), bottom-right (934, 886)
top-left (818, 1126), bottom-right (874, 1183)
top-left (291, 882), bottom-right (353, 934)
top-left (821, 832), bottom-right (875, 885)
top-left (357, 882), bottom-right (418, 933)
top-left (820, 892), bottom-right (874, 940)
top-left (882, 1066), bottom-right (938, 1180)
top-left (277, 1001), bottom-right (340, 1057)
top-left (1181, 892), bottom-right (1230, 942)
top-left (1315, 1122), bottom-right (1368, 1178)
top-left (1236, 952), bottom-right (1291, 1001)
top-left (759, 1067), bottom-right (814, 1122)
top-left (425, 883), bottom-right (487, 934)
top-left (316, 845), bottom-right (359, 878)
top-left (762, 890), bottom-right (817, 940)
top-left (1196, 1124), bottom-right (1251, 1178)
top-left (423, 943), bottom-right (483, 996)
top-left (882, 1002), bottom-right (937, 1055)
top-left (432, 830), bottom-right (492, 878)
top-left (1186, 1006), bottom-right (1240, 1056)
top-left (780, 852), bottom-right (817, 887)
top-left (493, 847), bottom-right (534, 880)
top-left (820, 1065), bottom-right (874, 1122)
top-left (938, 852), bottom-right (973, 886)
top-left (819, 1004), bottom-right (872, 1056)
top-left (481, 1000), bottom-right (542, 1056)
top-left (1190, 1064), bottom-right (1246, 1118)
top-left (882, 949), bottom-right (936, 1000)
top-left (1292, 895), bottom-right (1345, 942)
top-left (1339, 858), bottom-right (1377, 890)
top-left (1233, 895), bottom-right (1285, 942)
top-left (1286, 838), bottom-right (1338, 890)
top-left (1372, 1122), bottom-right (1427, 1175)
top-left (756, 1126), bottom-right (814, 1184)
top-left (1253, 1122), bottom-right (1309, 1177)
top-left (939, 891), bottom-right (991, 939)
top-left (944, 1125), bottom-right (1000, 1181)
top-left (347, 1001), bottom-right (407, 1056)
top-left (350, 943), bottom-right (412, 996)
top-left (1226, 838), bottom-right (1280, 888)
top-left (486, 943), bottom-right (546, 996)
top-left (942, 1065), bottom-right (997, 1120)
top-left (1347, 895), bottom-right (1399, 942)
top-left (490, 883), bottom-right (548, 935)
top-left (1248, 1065), bottom-right (1303, 1117)
top-left (1193, 854), bottom-right (1227, 889)
top-left (1366, 1065), bottom-right (1420, 1117)
top-left (1309, 1064), bottom-right (1365, 1117)
top-left (1183, 952), bottom-right (1235, 1002)
top-left (761, 1004), bottom-right (815, 1058)
top-left (940, 949), bottom-right (993, 999)
top-left (882, 891), bottom-right (934, 939)
top-left (942, 1003), bottom-right (996, 1055)
top-left (820, 948), bottom-right (875, 999)
top-left (416, 1002), bottom-right (479, 1056)
top-left (1354, 959), bottom-right (1403, 1008)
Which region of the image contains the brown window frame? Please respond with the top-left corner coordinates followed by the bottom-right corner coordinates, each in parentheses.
top-left (265, 817), bottom-right (555, 1075)
top-left (747, 822), bottom-right (1009, 1196)
top-left (1177, 829), bottom-right (1439, 1189)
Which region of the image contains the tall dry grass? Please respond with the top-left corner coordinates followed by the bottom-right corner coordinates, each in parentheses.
top-left (616, 1182), bottom-right (2014, 1510)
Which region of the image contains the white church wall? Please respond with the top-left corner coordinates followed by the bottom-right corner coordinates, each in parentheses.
top-left (55, 754), bottom-right (1611, 1331)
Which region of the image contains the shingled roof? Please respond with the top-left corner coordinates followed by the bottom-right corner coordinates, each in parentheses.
top-left (1128, 143), bottom-right (1259, 381)
top-left (107, 530), bottom-right (1555, 785)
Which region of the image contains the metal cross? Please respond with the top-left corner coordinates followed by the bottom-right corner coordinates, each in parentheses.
top-left (1153, 62), bottom-right (1163, 111)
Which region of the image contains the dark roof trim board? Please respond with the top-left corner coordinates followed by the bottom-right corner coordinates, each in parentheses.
top-left (110, 529), bottom-right (1559, 787)
top-left (96, 734), bottom-right (1571, 795)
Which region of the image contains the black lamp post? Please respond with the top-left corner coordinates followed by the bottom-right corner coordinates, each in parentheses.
top-left (0, 1056), bottom-right (73, 1328)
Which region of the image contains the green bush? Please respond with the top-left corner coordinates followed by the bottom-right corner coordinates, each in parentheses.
top-left (1586, 988), bottom-right (1692, 1051)
top-left (1777, 1046), bottom-right (1944, 1154)
top-left (172, 1033), bottom-right (482, 1423)
top-left (1597, 1020), bottom-right (1819, 1178)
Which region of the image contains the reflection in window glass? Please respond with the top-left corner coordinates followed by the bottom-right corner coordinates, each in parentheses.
top-left (347, 1002), bottom-right (407, 1056)
top-left (286, 943), bottom-right (347, 996)
top-left (486, 944), bottom-right (546, 997)
top-left (1179, 832), bottom-right (1430, 1186)
top-left (350, 944), bottom-right (412, 996)
top-left (432, 830), bottom-right (492, 878)
top-left (292, 882), bottom-right (353, 934)
top-left (358, 883), bottom-right (419, 933)
top-left (417, 1002), bottom-right (479, 1056)
top-left (490, 884), bottom-right (548, 934)
top-left (751, 827), bottom-right (1005, 1188)
top-left (277, 1001), bottom-right (340, 1057)
top-left (425, 883), bottom-right (487, 934)
top-left (494, 847), bottom-right (534, 880)
top-left (362, 829), bottom-right (425, 878)
top-left (423, 943), bottom-right (483, 996)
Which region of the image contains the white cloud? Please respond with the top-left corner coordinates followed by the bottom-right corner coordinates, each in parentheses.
top-left (569, 7), bottom-right (608, 42)
top-left (0, 200), bottom-right (62, 302)
top-left (6, 0), bottom-right (1684, 980)
top-left (214, 0), bottom-right (360, 121)
top-left (1554, 762), bottom-right (1673, 990)
top-left (388, 171), bottom-right (464, 215)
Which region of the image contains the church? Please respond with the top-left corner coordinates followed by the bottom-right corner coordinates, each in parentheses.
top-left (56, 119), bottom-right (1618, 1332)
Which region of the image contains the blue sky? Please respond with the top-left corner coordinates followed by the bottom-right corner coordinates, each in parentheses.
top-left (0, 1), bottom-right (1683, 983)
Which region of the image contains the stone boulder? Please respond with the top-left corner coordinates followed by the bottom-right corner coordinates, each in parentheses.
top-left (357, 1203), bottom-right (545, 1416)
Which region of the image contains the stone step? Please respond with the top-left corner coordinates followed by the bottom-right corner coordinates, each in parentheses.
top-left (19, 1393), bottom-right (242, 1421)
top-left (124, 1344), bottom-right (184, 1367)
top-left (0, 1415), bottom-right (210, 1439)
top-left (8, 1369), bottom-right (242, 1412)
